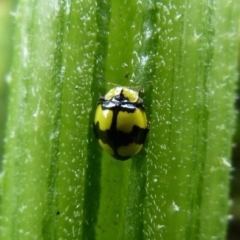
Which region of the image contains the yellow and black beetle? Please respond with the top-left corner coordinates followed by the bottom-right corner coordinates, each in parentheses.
top-left (94, 86), bottom-right (149, 160)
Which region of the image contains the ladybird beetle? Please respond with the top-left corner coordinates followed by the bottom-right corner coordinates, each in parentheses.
top-left (93, 86), bottom-right (149, 160)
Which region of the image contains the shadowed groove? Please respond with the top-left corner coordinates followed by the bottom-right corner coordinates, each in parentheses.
top-left (185, 1), bottom-right (215, 239)
top-left (41, 2), bottom-right (65, 239)
top-left (82, 1), bottom-right (111, 239)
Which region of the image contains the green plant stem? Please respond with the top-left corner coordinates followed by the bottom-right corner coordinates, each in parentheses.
top-left (0, 0), bottom-right (239, 240)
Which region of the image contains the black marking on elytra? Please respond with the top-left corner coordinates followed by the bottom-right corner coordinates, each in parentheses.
top-left (94, 105), bottom-right (149, 161)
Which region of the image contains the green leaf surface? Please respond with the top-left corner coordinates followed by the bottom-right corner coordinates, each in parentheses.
top-left (0, 0), bottom-right (239, 240)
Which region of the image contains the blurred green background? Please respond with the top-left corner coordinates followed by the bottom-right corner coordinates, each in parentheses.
top-left (0, 1), bottom-right (239, 239)
top-left (0, 0), bottom-right (15, 168)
